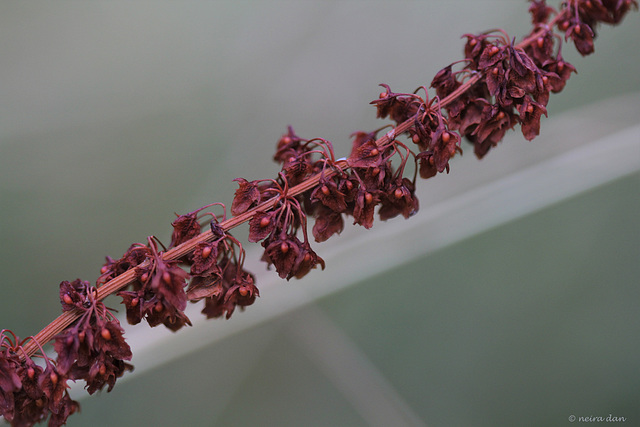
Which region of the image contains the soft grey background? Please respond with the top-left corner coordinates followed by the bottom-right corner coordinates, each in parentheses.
top-left (1, 1), bottom-right (638, 426)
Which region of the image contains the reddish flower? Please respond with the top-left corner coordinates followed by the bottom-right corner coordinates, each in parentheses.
top-left (53, 328), bottom-right (85, 375)
top-left (200, 260), bottom-right (257, 319)
top-left (478, 42), bottom-right (507, 70)
top-left (0, 352), bottom-right (23, 422)
top-left (565, 20), bottom-right (596, 55)
top-left (608, 0), bottom-right (638, 23)
top-left (274, 125), bottom-right (306, 163)
top-left (542, 57), bottom-right (576, 93)
top-left (431, 65), bottom-right (468, 121)
top-left (517, 96), bottom-right (547, 140)
top-left (231, 178), bottom-right (262, 215)
top-left (312, 204), bottom-right (345, 243)
top-left (525, 30), bottom-right (555, 66)
top-left (481, 42), bottom-right (542, 109)
top-left (144, 299), bottom-right (192, 331)
top-left (352, 186), bottom-right (379, 229)
top-left (71, 352), bottom-right (133, 395)
top-left (97, 243), bottom-right (150, 285)
top-left (310, 177), bottom-right (347, 213)
top-left (186, 273), bottom-right (224, 301)
top-left (7, 388), bottom-right (48, 426)
top-left (16, 357), bottom-right (43, 402)
top-left (348, 134), bottom-right (384, 169)
top-left (417, 154), bottom-right (438, 179)
top-left (291, 240), bottom-right (325, 280)
top-left (117, 289), bottom-right (145, 325)
top-left (248, 210), bottom-right (278, 243)
top-left (431, 65), bottom-right (461, 99)
top-left (471, 104), bottom-right (517, 158)
top-left (201, 295), bottom-right (236, 320)
top-left (463, 33), bottom-right (491, 69)
top-left (38, 363), bottom-right (75, 417)
top-left (409, 113), bottom-right (436, 152)
top-left (417, 125), bottom-right (461, 176)
top-left (48, 396), bottom-right (79, 427)
top-left (1, 336), bottom-right (55, 426)
top-left (447, 96), bottom-right (488, 139)
top-left (224, 271), bottom-right (259, 307)
top-left (263, 234), bottom-right (302, 279)
top-left (59, 279), bottom-right (93, 312)
top-left (93, 321), bottom-right (133, 363)
top-left (370, 84), bottom-right (422, 123)
top-left (356, 159), bottom-right (394, 192)
top-left (338, 175), bottom-right (359, 205)
top-left (508, 45), bottom-right (539, 90)
top-left (528, 0), bottom-right (555, 24)
top-left (190, 241), bottom-right (220, 275)
top-left (54, 277), bottom-right (134, 399)
top-left (379, 177), bottom-right (420, 220)
top-left (169, 209), bottom-right (203, 248)
top-left (448, 93), bottom-right (489, 134)
top-left (484, 60), bottom-right (509, 104)
top-left (281, 153), bottom-right (312, 186)
top-left (555, 0), bottom-right (638, 57)
top-left (149, 261), bottom-right (189, 315)
top-left (117, 239), bottom-right (191, 331)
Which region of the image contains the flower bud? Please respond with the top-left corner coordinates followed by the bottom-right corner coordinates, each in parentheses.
top-left (101, 328), bottom-right (112, 341)
top-left (201, 245), bottom-right (212, 259)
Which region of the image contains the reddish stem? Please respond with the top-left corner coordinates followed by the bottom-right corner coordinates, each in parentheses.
top-left (20, 7), bottom-right (570, 360)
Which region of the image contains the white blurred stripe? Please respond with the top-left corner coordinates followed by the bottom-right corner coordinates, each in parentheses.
top-left (287, 305), bottom-right (427, 427)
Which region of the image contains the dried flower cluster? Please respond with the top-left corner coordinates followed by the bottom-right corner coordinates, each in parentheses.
top-left (1, 278), bottom-right (133, 426)
top-left (1, 1), bottom-right (635, 425)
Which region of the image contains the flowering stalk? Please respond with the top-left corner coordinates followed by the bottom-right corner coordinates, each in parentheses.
top-left (1, 1), bottom-right (636, 425)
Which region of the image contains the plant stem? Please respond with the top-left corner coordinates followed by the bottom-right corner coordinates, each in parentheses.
top-left (20, 8), bottom-right (568, 360)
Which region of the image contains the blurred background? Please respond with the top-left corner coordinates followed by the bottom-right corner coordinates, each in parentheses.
top-left (1, 1), bottom-right (638, 426)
